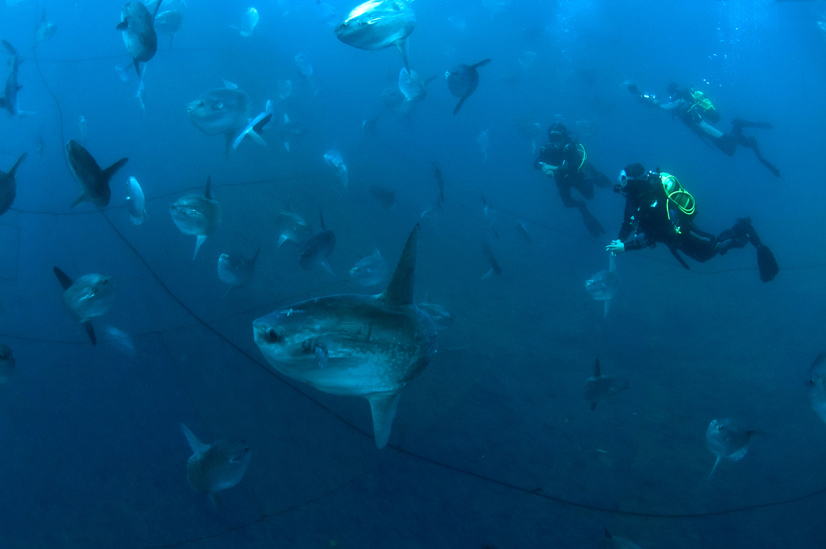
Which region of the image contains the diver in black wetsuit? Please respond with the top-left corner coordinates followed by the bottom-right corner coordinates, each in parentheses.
top-left (534, 122), bottom-right (612, 237)
top-left (627, 82), bottom-right (781, 178)
top-left (605, 163), bottom-right (779, 282)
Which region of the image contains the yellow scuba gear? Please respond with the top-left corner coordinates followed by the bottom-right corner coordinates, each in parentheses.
top-left (659, 172), bottom-right (696, 233)
top-left (688, 89), bottom-right (719, 122)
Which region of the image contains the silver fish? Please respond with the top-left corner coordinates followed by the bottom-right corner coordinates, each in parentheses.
top-left (349, 248), bottom-right (388, 286)
top-left (398, 68), bottom-right (435, 103)
top-left (126, 176), bottom-right (147, 224)
top-left (274, 209), bottom-right (313, 247)
top-left (53, 267), bottom-right (114, 346)
top-left (34, 12), bottom-right (57, 45)
top-left (295, 53), bottom-right (314, 78)
top-left (0, 153), bottom-right (25, 216)
top-left (66, 140), bottom-right (129, 208)
top-left (169, 176), bottom-right (222, 260)
top-left (335, 0), bottom-right (416, 71)
top-left (230, 7), bottom-right (259, 37)
top-left (298, 210), bottom-right (336, 276)
top-left (187, 85), bottom-right (252, 155)
top-left (583, 359), bottom-right (630, 410)
top-left (445, 58), bottom-right (491, 115)
top-left (154, 9), bottom-right (183, 47)
top-left (323, 149), bottom-right (349, 191)
top-left (705, 418), bottom-right (755, 480)
top-left (117, 1), bottom-right (161, 76)
top-left (253, 224), bottom-right (436, 449)
top-left (806, 352), bottom-right (826, 425)
top-left (0, 344), bottom-right (14, 382)
top-left (218, 247), bottom-right (260, 295)
top-left (585, 253), bottom-right (620, 319)
top-left (181, 424), bottom-right (250, 509)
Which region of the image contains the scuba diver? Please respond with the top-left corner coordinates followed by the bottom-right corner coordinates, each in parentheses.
top-left (605, 163), bottom-right (779, 282)
top-left (534, 122), bottom-right (613, 237)
top-left (627, 82), bottom-right (781, 178)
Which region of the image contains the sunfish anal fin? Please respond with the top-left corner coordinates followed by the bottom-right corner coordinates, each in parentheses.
top-left (707, 456), bottom-right (722, 480)
top-left (82, 320), bottom-right (96, 345)
top-left (378, 224), bottom-right (419, 307)
top-left (193, 235), bottom-right (207, 260)
top-left (394, 37), bottom-right (410, 73)
top-left (208, 493), bottom-right (221, 510)
top-left (53, 266), bottom-right (74, 290)
top-left (70, 193), bottom-right (88, 209)
top-left (367, 392), bottom-right (401, 449)
top-left (603, 299), bottom-right (611, 319)
top-left (277, 234), bottom-right (288, 247)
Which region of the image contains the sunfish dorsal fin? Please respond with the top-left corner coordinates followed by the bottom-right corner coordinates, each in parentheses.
top-left (367, 392), bottom-right (401, 449)
top-left (594, 359), bottom-right (601, 378)
top-left (102, 157), bottom-right (129, 184)
top-left (379, 224), bottom-right (420, 307)
top-left (472, 58), bottom-right (492, 70)
top-left (53, 266), bottom-right (73, 290)
top-left (7, 152), bottom-right (26, 179)
top-left (180, 423), bottom-right (209, 456)
top-left (204, 176), bottom-right (213, 199)
top-left (708, 456), bottom-right (722, 480)
top-left (318, 208), bottom-right (326, 231)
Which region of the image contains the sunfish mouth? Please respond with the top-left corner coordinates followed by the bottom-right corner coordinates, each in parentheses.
top-left (253, 322), bottom-right (281, 346)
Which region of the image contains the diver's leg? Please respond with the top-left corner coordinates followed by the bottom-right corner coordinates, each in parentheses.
top-left (737, 135), bottom-right (781, 177)
top-left (729, 217), bottom-right (779, 282)
top-left (585, 164), bottom-right (613, 188)
top-left (732, 118), bottom-right (773, 131)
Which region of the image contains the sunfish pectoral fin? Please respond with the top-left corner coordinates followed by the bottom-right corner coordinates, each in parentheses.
top-left (102, 157), bottom-right (129, 183)
top-left (707, 456), bottom-right (722, 480)
top-left (180, 423), bottom-right (209, 455)
top-left (82, 320), bottom-right (96, 346)
top-left (277, 234), bottom-right (288, 247)
top-left (603, 299), bottom-right (611, 319)
top-left (472, 58), bottom-right (492, 70)
top-left (116, 21), bottom-right (128, 31)
top-left (367, 392), bottom-right (401, 449)
top-left (394, 37), bottom-right (410, 73)
top-left (193, 234), bottom-right (207, 260)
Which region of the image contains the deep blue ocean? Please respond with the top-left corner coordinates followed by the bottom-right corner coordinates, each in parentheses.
top-left (1, 0), bottom-right (825, 547)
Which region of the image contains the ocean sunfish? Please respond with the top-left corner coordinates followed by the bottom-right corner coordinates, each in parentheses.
top-left (187, 85), bottom-right (252, 155)
top-left (0, 153), bottom-right (26, 216)
top-left (334, 0), bottom-right (416, 71)
top-left (585, 253), bottom-right (620, 319)
top-left (218, 247), bottom-right (260, 296)
top-left (349, 248), bottom-right (388, 287)
top-left (54, 267), bottom-right (114, 346)
top-left (66, 140), bottom-right (129, 208)
top-left (806, 351), bottom-right (826, 424)
top-left (445, 58), bottom-right (491, 115)
top-left (169, 176), bottom-right (222, 260)
top-left (274, 208), bottom-right (313, 247)
top-left (298, 210), bottom-right (336, 276)
top-left (705, 418), bottom-right (755, 480)
top-left (117, 1), bottom-right (162, 76)
top-left (253, 224), bottom-right (437, 449)
top-left (583, 359), bottom-right (630, 410)
top-left (181, 423), bottom-right (250, 509)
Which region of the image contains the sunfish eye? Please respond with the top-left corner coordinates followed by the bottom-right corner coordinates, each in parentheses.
top-left (265, 328), bottom-right (280, 343)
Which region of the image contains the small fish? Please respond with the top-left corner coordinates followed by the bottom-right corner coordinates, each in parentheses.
top-left (34, 11), bottom-right (57, 45)
top-left (231, 7), bottom-right (259, 37)
top-left (323, 149), bottom-right (348, 191)
top-left (274, 207), bottom-right (313, 247)
top-left (218, 247), bottom-right (260, 296)
top-left (0, 153), bottom-right (26, 216)
top-left (104, 325), bottom-right (136, 357)
top-left (0, 344), bottom-right (14, 382)
top-left (367, 185), bottom-right (396, 210)
top-left (66, 140), bottom-right (129, 209)
top-left (169, 176), bottom-right (222, 260)
top-left (77, 115), bottom-right (88, 143)
top-left (53, 267), bottom-right (114, 345)
top-left (126, 176), bottom-right (147, 224)
top-left (295, 53), bottom-right (314, 79)
top-left (298, 209), bottom-right (336, 276)
top-left (350, 248), bottom-right (388, 286)
top-left (181, 424), bottom-right (250, 509)
top-left (585, 253), bottom-right (620, 319)
top-left (583, 359), bottom-right (630, 410)
top-left (806, 352), bottom-right (826, 425)
top-left (481, 241), bottom-right (501, 280)
top-left (334, 0), bottom-right (416, 71)
top-left (315, 1), bottom-right (339, 27)
top-left (445, 58), bottom-right (491, 115)
top-left (418, 301), bottom-right (454, 329)
top-left (117, 1), bottom-right (162, 76)
top-left (706, 418), bottom-right (755, 480)
top-left (278, 79), bottom-right (293, 100)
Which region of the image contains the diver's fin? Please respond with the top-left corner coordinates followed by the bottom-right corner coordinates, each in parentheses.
top-left (668, 245), bottom-right (691, 270)
top-left (53, 266), bottom-right (73, 290)
top-left (367, 392), bottom-right (401, 449)
top-left (379, 224), bottom-right (419, 307)
top-left (82, 321), bottom-right (96, 346)
top-left (193, 235), bottom-right (207, 260)
top-left (707, 456), bottom-right (722, 480)
top-left (757, 244), bottom-right (778, 282)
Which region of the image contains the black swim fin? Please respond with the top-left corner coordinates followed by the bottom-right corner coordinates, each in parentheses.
top-left (757, 244), bottom-right (779, 282)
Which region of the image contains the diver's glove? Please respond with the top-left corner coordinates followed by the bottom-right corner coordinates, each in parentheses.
top-left (540, 162), bottom-right (556, 176)
top-left (606, 239), bottom-right (625, 253)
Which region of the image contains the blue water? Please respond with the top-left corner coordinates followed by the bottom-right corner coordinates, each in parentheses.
top-left (1, 0), bottom-right (825, 547)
